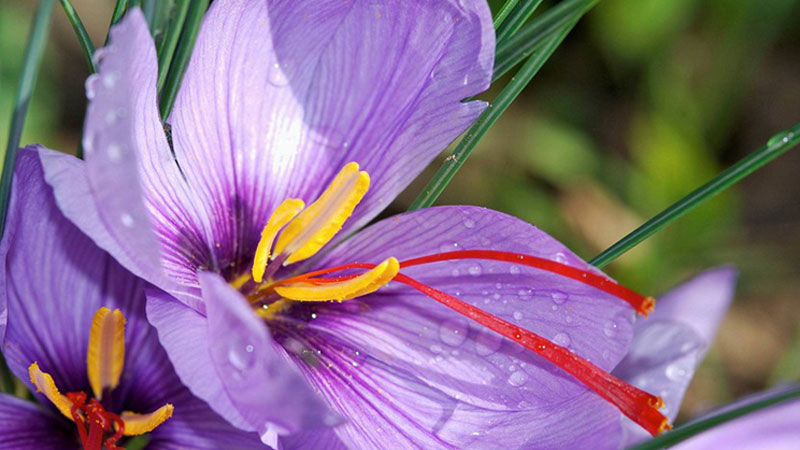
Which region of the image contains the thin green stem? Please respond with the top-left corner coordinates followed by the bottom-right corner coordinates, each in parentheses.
top-left (630, 386), bottom-right (800, 449)
top-left (590, 122), bottom-right (800, 268)
top-left (159, 0), bottom-right (209, 121)
top-left (157, 0), bottom-right (191, 92)
top-left (109, 0), bottom-right (128, 26)
top-left (494, 0), bottom-right (598, 82)
top-left (408, 22), bottom-right (577, 211)
top-left (0, 0), bottom-right (55, 394)
top-left (496, 0), bottom-right (544, 45)
top-left (1, 0), bottom-right (55, 235)
top-left (493, 0), bottom-right (521, 29)
top-left (58, 0), bottom-right (96, 72)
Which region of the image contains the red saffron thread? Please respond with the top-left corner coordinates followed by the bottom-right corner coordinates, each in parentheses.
top-left (66, 392), bottom-right (125, 450)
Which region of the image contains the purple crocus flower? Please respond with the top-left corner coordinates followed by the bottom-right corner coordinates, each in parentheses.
top-left (37, 2), bottom-right (673, 448)
top-left (614, 268), bottom-right (738, 446)
top-left (0, 150), bottom-right (263, 449)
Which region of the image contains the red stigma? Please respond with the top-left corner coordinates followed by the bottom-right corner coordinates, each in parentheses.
top-left (66, 392), bottom-right (125, 450)
top-left (278, 249), bottom-right (670, 435)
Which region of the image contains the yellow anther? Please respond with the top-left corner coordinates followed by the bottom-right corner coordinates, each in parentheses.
top-left (273, 162), bottom-right (369, 265)
top-left (87, 307), bottom-right (126, 400)
top-left (120, 404), bottom-right (174, 435)
top-left (254, 299), bottom-right (292, 320)
top-left (28, 362), bottom-right (73, 419)
top-left (252, 198), bottom-right (305, 283)
top-left (275, 257), bottom-right (398, 302)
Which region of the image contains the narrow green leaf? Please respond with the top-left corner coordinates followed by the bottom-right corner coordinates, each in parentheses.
top-left (630, 386), bottom-right (800, 450)
top-left (1, 0), bottom-right (55, 235)
top-left (109, 0), bottom-right (128, 27)
top-left (58, 0), bottom-right (96, 72)
top-left (157, 0), bottom-right (191, 92)
top-left (408, 22), bottom-right (577, 211)
top-left (159, 0), bottom-right (210, 121)
top-left (494, 0), bottom-right (598, 82)
top-left (496, 0), bottom-right (544, 45)
top-left (590, 122), bottom-right (800, 268)
top-left (493, 0), bottom-right (521, 29)
top-left (0, 0), bottom-right (56, 394)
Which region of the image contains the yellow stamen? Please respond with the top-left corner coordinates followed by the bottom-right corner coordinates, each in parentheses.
top-left (87, 307), bottom-right (125, 400)
top-left (120, 404), bottom-right (174, 435)
top-left (273, 162), bottom-right (369, 265)
top-left (275, 257), bottom-right (398, 302)
top-left (28, 362), bottom-right (73, 419)
top-left (252, 198), bottom-right (305, 283)
top-left (254, 299), bottom-right (292, 320)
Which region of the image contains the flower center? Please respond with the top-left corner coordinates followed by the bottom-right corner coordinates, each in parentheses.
top-left (28, 308), bottom-right (174, 449)
top-left (240, 162), bottom-right (668, 436)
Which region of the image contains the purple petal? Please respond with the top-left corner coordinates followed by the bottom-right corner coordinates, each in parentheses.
top-left (201, 271), bottom-right (335, 440)
top-left (164, 0), bottom-right (494, 273)
top-left (282, 206), bottom-right (635, 447)
top-left (614, 268), bottom-right (737, 446)
top-left (0, 394), bottom-right (76, 449)
top-left (674, 394), bottom-right (800, 449)
top-left (47, 9), bottom-right (210, 309)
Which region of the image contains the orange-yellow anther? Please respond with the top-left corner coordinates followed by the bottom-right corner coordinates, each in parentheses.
top-left (28, 362), bottom-right (73, 419)
top-left (275, 257), bottom-right (398, 302)
top-left (120, 404), bottom-right (174, 435)
top-left (273, 162), bottom-right (369, 265)
top-left (87, 307), bottom-right (126, 400)
top-left (252, 198), bottom-right (305, 283)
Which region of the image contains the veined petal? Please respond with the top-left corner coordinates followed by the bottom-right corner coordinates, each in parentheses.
top-left (0, 393), bottom-right (75, 449)
top-left (162, 0), bottom-right (494, 279)
top-left (284, 206), bottom-right (633, 448)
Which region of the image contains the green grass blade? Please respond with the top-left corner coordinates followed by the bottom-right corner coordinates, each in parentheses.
top-left (0, 0), bottom-right (55, 394)
top-left (496, 0), bottom-right (544, 45)
top-left (494, 0), bottom-right (598, 82)
top-left (408, 22), bottom-right (577, 211)
top-left (58, 0), bottom-right (96, 72)
top-left (1, 0), bottom-right (55, 235)
top-left (109, 0), bottom-right (128, 26)
top-left (493, 0), bottom-right (521, 29)
top-left (157, 0), bottom-right (191, 92)
top-left (590, 122), bottom-right (800, 268)
top-left (630, 386), bottom-right (800, 450)
top-left (159, 0), bottom-right (209, 121)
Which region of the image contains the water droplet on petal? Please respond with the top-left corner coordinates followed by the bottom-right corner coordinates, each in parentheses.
top-left (603, 320), bottom-right (618, 338)
top-left (107, 143), bottom-right (122, 161)
top-left (549, 290), bottom-right (568, 304)
top-left (268, 62), bottom-right (289, 86)
top-left (85, 74), bottom-right (100, 99)
top-left (512, 311), bottom-right (523, 321)
top-left (565, 315), bottom-right (573, 324)
top-left (120, 213), bottom-right (134, 228)
top-left (553, 332), bottom-right (571, 347)
top-left (509, 265), bottom-right (521, 275)
top-left (553, 252), bottom-right (568, 264)
top-left (468, 264), bottom-right (482, 276)
top-left (228, 343), bottom-right (256, 371)
top-left (451, 268), bottom-right (460, 277)
top-left (102, 72), bottom-right (118, 88)
top-left (82, 133), bottom-right (94, 153)
top-left (429, 344), bottom-right (443, 354)
top-left (463, 218), bottom-right (475, 229)
top-left (507, 370), bottom-right (528, 386)
top-left (439, 319), bottom-right (468, 347)
top-left (665, 362), bottom-right (689, 381)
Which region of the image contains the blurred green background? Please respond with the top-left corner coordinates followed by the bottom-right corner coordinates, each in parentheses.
top-left (2, 0), bottom-right (799, 422)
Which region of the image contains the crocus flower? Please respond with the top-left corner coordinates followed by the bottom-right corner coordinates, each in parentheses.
top-left (0, 150), bottom-right (263, 449)
top-left (613, 268), bottom-right (738, 446)
top-left (39, 2), bottom-right (672, 448)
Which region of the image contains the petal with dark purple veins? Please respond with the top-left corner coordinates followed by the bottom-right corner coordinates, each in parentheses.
top-left (169, 0), bottom-right (494, 268)
top-left (281, 206), bottom-right (635, 447)
top-left (0, 394), bottom-right (76, 449)
top-left (614, 267), bottom-right (737, 447)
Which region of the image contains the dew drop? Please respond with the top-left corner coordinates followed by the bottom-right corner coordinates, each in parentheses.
top-left (665, 362), bottom-right (688, 381)
top-left (268, 62), bottom-right (289, 86)
top-left (565, 315), bottom-right (573, 324)
top-left (439, 319), bottom-right (468, 346)
top-left (451, 268), bottom-right (460, 277)
top-left (120, 213), bottom-right (134, 228)
top-left (492, 293), bottom-right (501, 300)
top-left (509, 265), bottom-right (521, 275)
top-left (553, 252), bottom-right (568, 264)
top-left (553, 332), bottom-right (571, 347)
top-left (507, 370), bottom-right (528, 387)
top-left (429, 344), bottom-right (443, 354)
top-left (85, 74), bottom-right (100, 100)
top-left (767, 131), bottom-right (794, 146)
top-left (603, 320), bottom-right (618, 338)
top-left (228, 343), bottom-right (256, 371)
top-left (463, 218), bottom-right (476, 229)
top-left (549, 290), bottom-right (568, 304)
top-left (107, 143), bottom-right (122, 161)
top-left (102, 71), bottom-right (118, 88)
top-left (82, 133), bottom-right (94, 153)
top-left (468, 264), bottom-right (482, 276)
top-left (512, 311), bottom-right (523, 321)
top-left (602, 350), bottom-right (610, 360)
